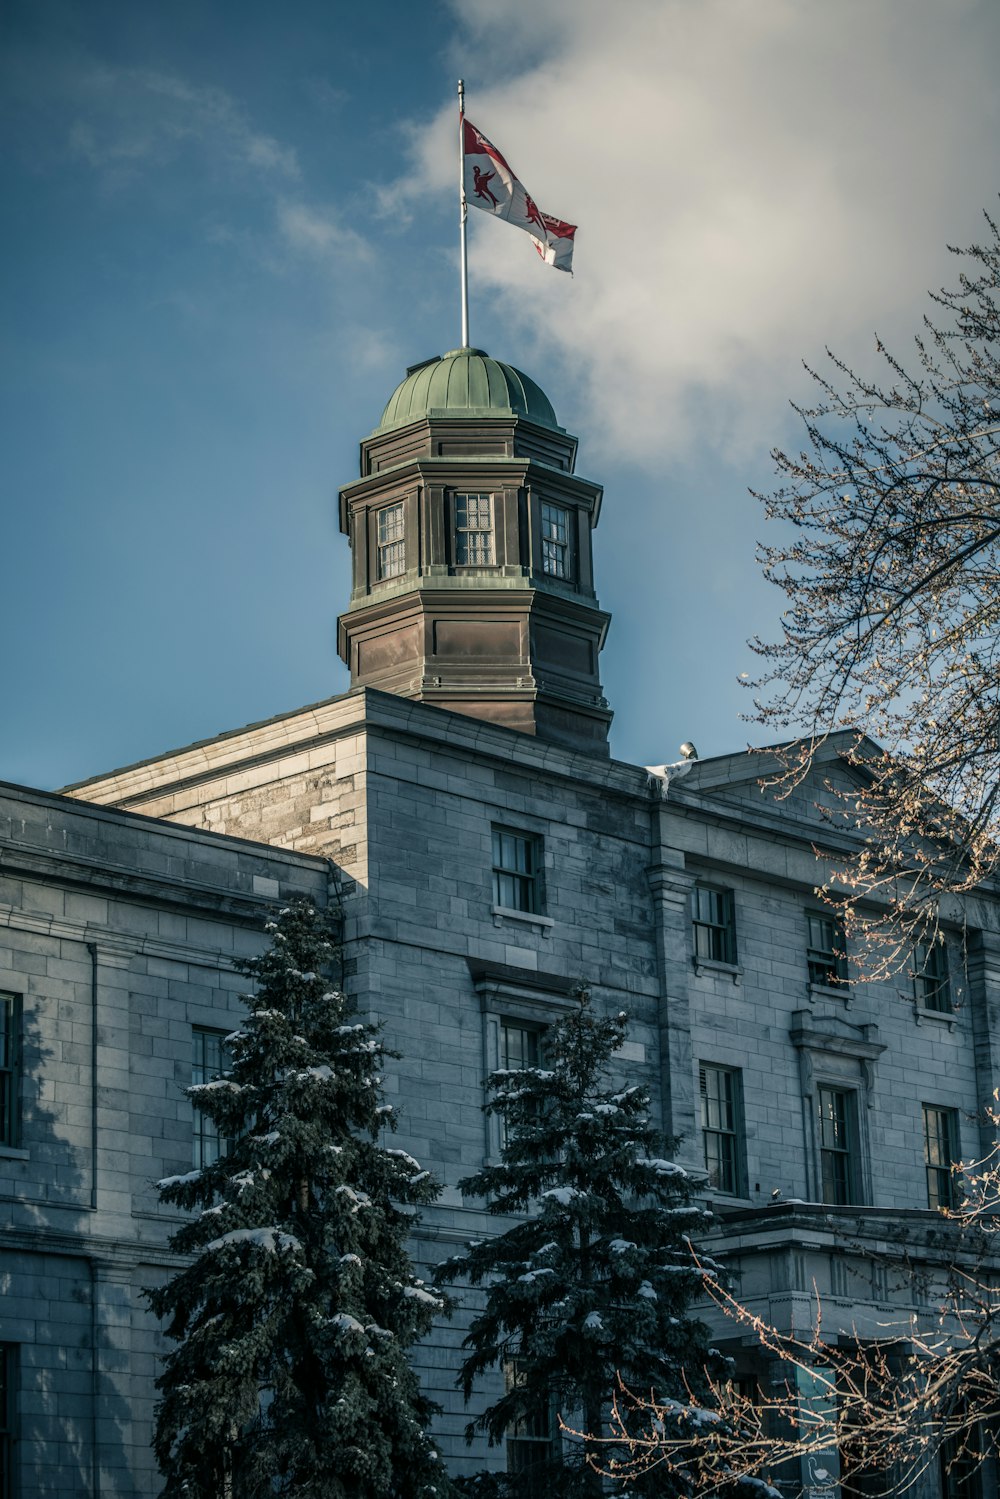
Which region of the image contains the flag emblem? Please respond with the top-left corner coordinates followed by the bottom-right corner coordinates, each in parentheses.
top-left (462, 118), bottom-right (576, 274)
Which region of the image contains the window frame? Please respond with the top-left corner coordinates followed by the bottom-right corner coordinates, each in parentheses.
top-left (498, 1022), bottom-right (544, 1150)
top-left (806, 910), bottom-right (849, 989)
top-left (0, 1344), bottom-right (14, 1499)
top-left (692, 886), bottom-right (738, 967)
top-left (816, 1084), bottom-right (861, 1205)
top-left (699, 1062), bottom-right (745, 1196)
top-left (191, 1027), bottom-right (233, 1171)
top-left (375, 501), bottom-right (406, 580)
top-left (454, 491), bottom-right (495, 567)
top-left (491, 826), bottom-right (543, 916)
top-left (540, 500), bottom-right (572, 580)
top-left (923, 1103), bottom-right (960, 1212)
top-left (0, 993), bottom-right (22, 1150)
top-left (504, 1357), bottom-right (558, 1492)
top-left (913, 940), bottom-right (951, 1013)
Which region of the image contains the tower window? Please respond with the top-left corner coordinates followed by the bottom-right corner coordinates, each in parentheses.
top-left (455, 492), bottom-right (495, 565)
top-left (376, 502), bottom-right (406, 579)
top-left (540, 502), bottom-right (570, 579)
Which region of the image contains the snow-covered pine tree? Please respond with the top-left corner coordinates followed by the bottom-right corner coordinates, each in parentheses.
top-left (146, 898), bottom-right (453, 1499)
top-left (435, 988), bottom-right (726, 1499)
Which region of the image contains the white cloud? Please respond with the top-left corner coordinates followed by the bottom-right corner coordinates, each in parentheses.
top-left (277, 201), bottom-right (369, 263)
top-left (395, 0), bottom-right (1000, 468)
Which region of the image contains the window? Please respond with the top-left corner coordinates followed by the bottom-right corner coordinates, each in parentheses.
top-left (0, 1345), bottom-right (14, 1498)
top-left (376, 502), bottom-right (405, 579)
top-left (540, 502), bottom-right (570, 579)
top-left (492, 827), bottom-right (542, 914)
top-left (914, 940), bottom-right (951, 1013)
top-left (817, 1086), bottom-right (859, 1205)
top-left (923, 1104), bottom-right (959, 1212)
top-left (454, 492), bottom-right (494, 565)
top-left (940, 1429), bottom-right (982, 1499)
top-left (499, 1023), bottom-right (543, 1149)
top-left (692, 886), bottom-right (737, 965)
top-left (504, 1359), bottom-right (555, 1494)
top-left (0, 994), bottom-right (21, 1149)
top-left (192, 1028), bottom-right (232, 1170)
top-left (699, 1063), bottom-right (743, 1195)
top-left (807, 911), bottom-right (848, 988)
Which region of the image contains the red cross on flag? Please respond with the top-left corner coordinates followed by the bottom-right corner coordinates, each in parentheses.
top-left (462, 118), bottom-right (577, 274)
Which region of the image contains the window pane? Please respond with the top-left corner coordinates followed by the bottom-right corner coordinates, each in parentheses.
top-left (192, 1028), bottom-right (231, 1170)
top-left (0, 995), bottom-right (20, 1149)
top-left (455, 492), bottom-right (495, 565)
top-left (540, 502), bottom-right (570, 578)
top-left (923, 1105), bottom-right (958, 1211)
top-left (492, 827), bottom-right (541, 914)
top-left (914, 941), bottom-right (950, 1012)
top-left (817, 1086), bottom-right (857, 1205)
top-left (377, 502), bottom-right (405, 579)
top-left (807, 911), bottom-right (847, 986)
top-left (692, 887), bottom-right (736, 965)
top-left (700, 1063), bottom-right (742, 1194)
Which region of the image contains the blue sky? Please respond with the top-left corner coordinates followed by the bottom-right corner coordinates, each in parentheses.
top-left (4, 0), bottom-right (999, 789)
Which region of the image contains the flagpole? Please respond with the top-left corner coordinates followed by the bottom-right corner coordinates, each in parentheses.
top-left (458, 78), bottom-right (470, 349)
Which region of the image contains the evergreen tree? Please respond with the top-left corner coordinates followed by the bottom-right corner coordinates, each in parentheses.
top-left (147, 899), bottom-right (453, 1499)
top-left (435, 988), bottom-right (727, 1498)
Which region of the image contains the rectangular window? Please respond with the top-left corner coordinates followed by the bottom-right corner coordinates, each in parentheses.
top-left (0, 1345), bottom-right (13, 1499)
top-left (540, 502), bottom-right (570, 579)
top-left (699, 1063), bottom-right (743, 1195)
top-left (940, 1429), bottom-right (982, 1499)
top-left (0, 994), bottom-right (21, 1149)
top-left (923, 1104), bottom-right (959, 1212)
top-left (499, 1024), bottom-right (543, 1149)
top-left (455, 492), bottom-right (495, 565)
top-left (817, 1086), bottom-right (859, 1205)
top-left (192, 1028), bottom-right (232, 1171)
top-left (492, 827), bottom-right (542, 914)
top-left (807, 911), bottom-right (848, 988)
top-left (692, 886), bottom-right (737, 965)
top-left (504, 1359), bottom-right (554, 1495)
top-left (914, 940), bottom-right (951, 1013)
top-left (376, 502), bottom-right (405, 579)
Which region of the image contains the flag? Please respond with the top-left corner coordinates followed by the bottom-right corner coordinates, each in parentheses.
top-left (462, 118), bottom-right (577, 274)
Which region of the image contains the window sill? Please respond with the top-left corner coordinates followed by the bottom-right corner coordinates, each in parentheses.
top-left (491, 906), bottom-right (554, 935)
top-left (912, 1002), bottom-right (957, 1032)
top-left (0, 1146), bottom-right (29, 1161)
top-left (807, 982), bottom-right (852, 1007)
top-left (692, 957), bottom-right (742, 984)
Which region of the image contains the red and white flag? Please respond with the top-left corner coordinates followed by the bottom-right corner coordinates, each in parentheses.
top-left (463, 118), bottom-right (576, 274)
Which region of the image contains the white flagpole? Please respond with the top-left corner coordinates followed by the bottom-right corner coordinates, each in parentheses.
top-left (458, 78), bottom-right (470, 349)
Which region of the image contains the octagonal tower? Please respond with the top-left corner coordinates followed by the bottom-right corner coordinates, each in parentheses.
top-left (337, 348), bottom-right (612, 755)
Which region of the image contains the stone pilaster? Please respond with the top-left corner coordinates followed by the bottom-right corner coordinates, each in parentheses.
top-left (647, 809), bottom-right (697, 1161)
top-left (965, 929), bottom-right (1000, 1157)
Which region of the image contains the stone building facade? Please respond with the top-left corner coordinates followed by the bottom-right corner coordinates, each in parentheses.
top-left (2, 348), bottom-right (997, 1496)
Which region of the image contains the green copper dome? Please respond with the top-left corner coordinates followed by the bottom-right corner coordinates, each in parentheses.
top-left (377, 347), bottom-right (559, 433)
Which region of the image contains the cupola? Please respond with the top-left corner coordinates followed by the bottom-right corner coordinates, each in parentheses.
top-left (337, 348), bottom-right (612, 755)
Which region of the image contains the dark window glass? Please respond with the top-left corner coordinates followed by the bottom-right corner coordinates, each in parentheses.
top-left (192, 1028), bottom-right (232, 1171)
top-left (505, 1359), bottom-right (554, 1496)
top-left (914, 941), bottom-right (951, 1012)
top-left (492, 828), bottom-right (541, 914)
top-left (817, 1086), bottom-right (859, 1205)
top-left (923, 1104), bottom-right (959, 1212)
top-left (699, 1063), bottom-right (743, 1194)
top-left (376, 502), bottom-right (405, 579)
top-left (540, 502), bottom-right (570, 579)
top-left (499, 1024), bottom-right (543, 1148)
top-left (455, 492), bottom-right (494, 566)
top-left (807, 911), bottom-right (848, 988)
top-left (0, 995), bottom-right (21, 1149)
top-left (0, 1344), bottom-right (13, 1499)
top-left (940, 1429), bottom-right (982, 1499)
top-left (692, 886), bottom-right (737, 965)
